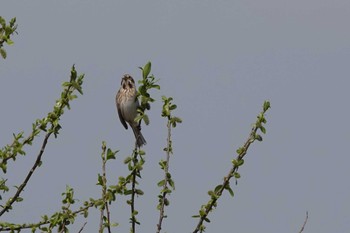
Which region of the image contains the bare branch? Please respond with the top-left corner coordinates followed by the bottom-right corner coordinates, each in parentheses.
top-left (78, 222), bottom-right (87, 233)
top-left (298, 211), bottom-right (308, 233)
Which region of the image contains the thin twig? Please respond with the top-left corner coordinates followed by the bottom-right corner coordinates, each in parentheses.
top-left (99, 153), bottom-right (106, 233)
top-left (58, 203), bottom-right (70, 233)
top-left (0, 83), bottom-right (75, 216)
top-left (0, 201), bottom-right (94, 231)
top-left (193, 124), bottom-right (261, 233)
top-left (130, 143), bottom-right (138, 233)
top-left (298, 211), bottom-right (308, 233)
top-left (99, 143), bottom-right (111, 233)
top-left (78, 222), bottom-right (87, 233)
top-left (99, 201), bottom-right (104, 232)
top-left (1, 134), bottom-right (36, 164)
top-left (105, 202), bottom-right (112, 233)
top-left (0, 132), bottom-right (52, 216)
top-left (156, 120), bottom-right (172, 233)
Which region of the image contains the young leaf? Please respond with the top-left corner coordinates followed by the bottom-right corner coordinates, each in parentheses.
top-left (107, 148), bottom-right (118, 160)
top-left (142, 62), bottom-right (151, 79)
top-left (5, 38), bottom-right (14, 45)
top-left (263, 101), bottom-right (271, 112)
top-left (157, 180), bottom-right (165, 187)
top-left (0, 48), bottom-right (6, 59)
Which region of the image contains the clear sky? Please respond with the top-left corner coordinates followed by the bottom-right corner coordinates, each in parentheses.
top-left (1, 1), bottom-right (350, 232)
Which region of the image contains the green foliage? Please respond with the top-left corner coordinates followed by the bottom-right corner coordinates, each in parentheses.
top-left (156, 96), bottom-right (181, 233)
top-left (114, 62), bottom-right (160, 233)
top-left (97, 141), bottom-right (119, 232)
top-left (1, 54), bottom-right (271, 233)
top-left (135, 61), bottom-right (160, 125)
top-left (0, 16), bottom-right (17, 59)
top-left (192, 101), bottom-right (271, 233)
top-left (0, 66), bottom-right (86, 232)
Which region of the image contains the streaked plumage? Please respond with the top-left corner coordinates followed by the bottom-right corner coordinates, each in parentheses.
top-left (116, 74), bottom-right (146, 147)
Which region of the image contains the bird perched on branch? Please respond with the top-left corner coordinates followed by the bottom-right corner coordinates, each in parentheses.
top-left (116, 74), bottom-right (146, 147)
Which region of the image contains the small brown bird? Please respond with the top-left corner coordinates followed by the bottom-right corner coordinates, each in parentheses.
top-left (116, 74), bottom-right (146, 147)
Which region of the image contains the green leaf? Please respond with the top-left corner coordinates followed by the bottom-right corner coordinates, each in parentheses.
top-left (70, 65), bottom-right (77, 81)
top-left (111, 222), bottom-right (119, 227)
top-left (142, 114), bottom-right (150, 125)
top-left (214, 185), bottom-right (223, 193)
top-left (134, 114), bottom-right (143, 123)
top-left (0, 48), bottom-right (6, 59)
top-left (6, 38), bottom-right (14, 45)
top-left (255, 134), bottom-right (263, 141)
top-left (142, 62), bottom-right (151, 79)
top-left (9, 17), bottom-right (16, 27)
top-left (204, 217), bottom-right (211, 223)
top-left (263, 101), bottom-right (271, 112)
top-left (208, 190), bottom-right (215, 197)
top-left (135, 189), bottom-right (144, 195)
top-left (168, 179), bottom-right (175, 190)
top-left (169, 104), bottom-right (177, 110)
top-left (226, 186), bottom-right (234, 197)
top-left (237, 159), bottom-right (244, 166)
top-left (124, 156), bottom-right (132, 164)
top-left (71, 81), bottom-right (83, 94)
top-left (231, 159), bottom-right (238, 166)
top-left (157, 180), bottom-right (165, 187)
top-left (174, 116), bottom-right (182, 123)
top-left (97, 174), bottom-right (103, 186)
top-left (138, 149), bottom-right (145, 155)
top-left (151, 84), bottom-right (161, 90)
top-left (107, 148), bottom-right (118, 160)
top-left (124, 190), bottom-right (133, 195)
top-left (236, 147), bottom-right (244, 155)
top-left (0, 17), bottom-right (5, 27)
top-left (233, 172), bottom-right (241, 179)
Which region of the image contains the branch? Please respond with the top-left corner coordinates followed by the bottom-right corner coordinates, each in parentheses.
top-left (0, 65), bottom-right (84, 216)
top-left (156, 121), bottom-right (172, 233)
top-left (0, 131), bottom-right (51, 216)
top-left (298, 211), bottom-right (308, 233)
top-left (123, 62), bottom-right (159, 233)
top-left (0, 147), bottom-right (119, 233)
top-left (0, 201), bottom-right (94, 231)
top-left (0, 16), bottom-right (17, 59)
top-left (99, 142), bottom-right (112, 233)
top-left (130, 143), bottom-right (138, 233)
top-left (78, 222), bottom-right (87, 233)
top-left (192, 101), bottom-right (271, 233)
top-left (156, 96), bottom-right (181, 233)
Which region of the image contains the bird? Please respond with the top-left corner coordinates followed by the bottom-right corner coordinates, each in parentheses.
top-left (116, 74), bottom-right (147, 147)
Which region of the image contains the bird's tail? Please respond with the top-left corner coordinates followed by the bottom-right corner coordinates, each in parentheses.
top-left (131, 125), bottom-right (147, 147)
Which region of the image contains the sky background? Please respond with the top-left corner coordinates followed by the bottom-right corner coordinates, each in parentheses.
top-left (1, 1), bottom-right (350, 232)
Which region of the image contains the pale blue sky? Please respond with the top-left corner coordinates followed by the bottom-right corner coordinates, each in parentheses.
top-left (1, 1), bottom-right (350, 232)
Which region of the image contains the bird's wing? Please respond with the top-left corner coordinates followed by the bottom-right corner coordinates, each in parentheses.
top-left (116, 94), bottom-right (128, 129)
